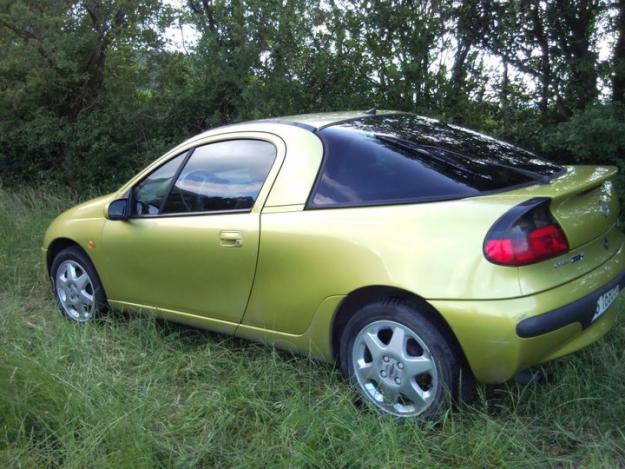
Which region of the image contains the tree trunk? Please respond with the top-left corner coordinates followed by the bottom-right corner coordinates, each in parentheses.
top-left (528, 0), bottom-right (551, 121)
top-left (614, 0), bottom-right (625, 104)
top-left (552, 0), bottom-right (599, 111)
top-left (501, 58), bottom-right (510, 134)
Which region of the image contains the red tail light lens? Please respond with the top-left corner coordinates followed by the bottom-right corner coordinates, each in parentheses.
top-left (484, 198), bottom-right (569, 266)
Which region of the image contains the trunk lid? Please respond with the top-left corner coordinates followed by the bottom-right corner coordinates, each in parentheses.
top-left (506, 165), bottom-right (620, 249)
top-left (506, 165), bottom-right (623, 296)
top-left (550, 167), bottom-right (620, 248)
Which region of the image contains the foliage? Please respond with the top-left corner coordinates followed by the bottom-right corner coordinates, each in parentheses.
top-left (0, 0), bottom-right (623, 192)
top-left (541, 105), bottom-right (625, 164)
top-left (1, 189), bottom-right (625, 466)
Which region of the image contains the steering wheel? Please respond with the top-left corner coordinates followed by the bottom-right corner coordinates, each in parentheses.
top-left (135, 200), bottom-right (158, 215)
top-left (178, 169), bottom-right (211, 211)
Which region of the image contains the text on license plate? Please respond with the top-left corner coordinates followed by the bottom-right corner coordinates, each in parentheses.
top-left (592, 285), bottom-right (620, 323)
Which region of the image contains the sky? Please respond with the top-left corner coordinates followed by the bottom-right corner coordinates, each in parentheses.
top-left (162, 0), bottom-right (200, 52)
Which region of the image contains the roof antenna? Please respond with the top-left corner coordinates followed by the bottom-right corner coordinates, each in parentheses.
top-left (363, 107), bottom-right (377, 115)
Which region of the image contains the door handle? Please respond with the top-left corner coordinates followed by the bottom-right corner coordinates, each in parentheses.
top-left (219, 231), bottom-right (243, 247)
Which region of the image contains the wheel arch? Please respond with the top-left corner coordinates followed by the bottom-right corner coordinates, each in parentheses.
top-left (331, 285), bottom-right (473, 378)
top-left (46, 238), bottom-right (84, 274)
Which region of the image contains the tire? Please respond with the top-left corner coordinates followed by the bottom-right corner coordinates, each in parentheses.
top-left (339, 298), bottom-right (472, 419)
top-left (50, 246), bottom-right (108, 322)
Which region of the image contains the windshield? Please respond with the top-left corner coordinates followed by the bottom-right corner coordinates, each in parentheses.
top-left (309, 114), bottom-right (563, 208)
top-left (333, 114), bottom-right (562, 177)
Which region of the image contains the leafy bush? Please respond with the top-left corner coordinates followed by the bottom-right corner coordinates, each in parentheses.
top-left (541, 105), bottom-right (625, 167)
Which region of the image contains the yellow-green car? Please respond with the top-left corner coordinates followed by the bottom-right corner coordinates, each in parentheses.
top-left (43, 111), bottom-right (624, 418)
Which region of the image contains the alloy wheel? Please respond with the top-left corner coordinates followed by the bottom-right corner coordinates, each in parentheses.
top-left (55, 259), bottom-right (96, 322)
top-left (351, 320), bottom-right (439, 417)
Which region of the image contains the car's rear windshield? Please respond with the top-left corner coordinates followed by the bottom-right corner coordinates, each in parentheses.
top-left (309, 114), bottom-right (563, 208)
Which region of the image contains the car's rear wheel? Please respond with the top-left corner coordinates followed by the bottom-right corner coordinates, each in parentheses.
top-left (51, 246), bottom-right (107, 322)
top-left (339, 299), bottom-right (469, 418)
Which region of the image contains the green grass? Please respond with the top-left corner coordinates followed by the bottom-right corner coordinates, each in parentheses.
top-left (1, 188), bottom-right (625, 468)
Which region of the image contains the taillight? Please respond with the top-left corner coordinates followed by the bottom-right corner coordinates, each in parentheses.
top-left (484, 198), bottom-right (569, 266)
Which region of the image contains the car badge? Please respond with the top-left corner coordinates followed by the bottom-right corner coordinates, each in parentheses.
top-left (554, 253), bottom-right (585, 269)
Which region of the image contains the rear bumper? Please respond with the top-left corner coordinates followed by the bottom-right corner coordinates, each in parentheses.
top-left (432, 238), bottom-right (625, 383)
top-left (516, 270), bottom-right (625, 338)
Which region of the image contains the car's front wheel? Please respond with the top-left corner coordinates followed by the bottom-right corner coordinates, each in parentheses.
top-left (339, 299), bottom-right (470, 418)
top-left (51, 246), bottom-right (107, 322)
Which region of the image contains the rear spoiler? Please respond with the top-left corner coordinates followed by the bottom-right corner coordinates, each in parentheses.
top-left (545, 165), bottom-right (618, 201)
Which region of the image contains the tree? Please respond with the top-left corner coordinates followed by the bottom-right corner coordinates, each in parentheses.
top-left (0, 0), bottom-right (169, 186)
top-left (0, 0), bottom-right (623, 191)
top-left (549, 0), bottom-right (602, 112)
top-left (446, 0), bottom-right (484, 115)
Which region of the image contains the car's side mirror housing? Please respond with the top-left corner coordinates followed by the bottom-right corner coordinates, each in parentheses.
top-left (107, 198), bottom-right (130, 221)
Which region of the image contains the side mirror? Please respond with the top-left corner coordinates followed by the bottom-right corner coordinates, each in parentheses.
top-left (107, 199), bottom-right (129, 221)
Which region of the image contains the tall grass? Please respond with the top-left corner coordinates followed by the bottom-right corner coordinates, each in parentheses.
top-left (1, 188), bottom-right (624, 467)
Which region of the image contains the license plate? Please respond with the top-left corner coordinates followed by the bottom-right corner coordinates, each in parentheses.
top-left (592, 285), bottom-right (620, 323)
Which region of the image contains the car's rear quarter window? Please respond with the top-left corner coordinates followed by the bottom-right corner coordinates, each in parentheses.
top-left (309, 114), bottom-right (562, 208)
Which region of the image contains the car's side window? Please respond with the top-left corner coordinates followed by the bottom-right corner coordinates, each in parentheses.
top-left (161, 139), bottom-right (276, 214)
top-left (132, 153), bottom-right (187, 216)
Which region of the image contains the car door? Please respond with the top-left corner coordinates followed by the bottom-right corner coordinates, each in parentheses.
top-left (101, 135), bottom-right (284, 330)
